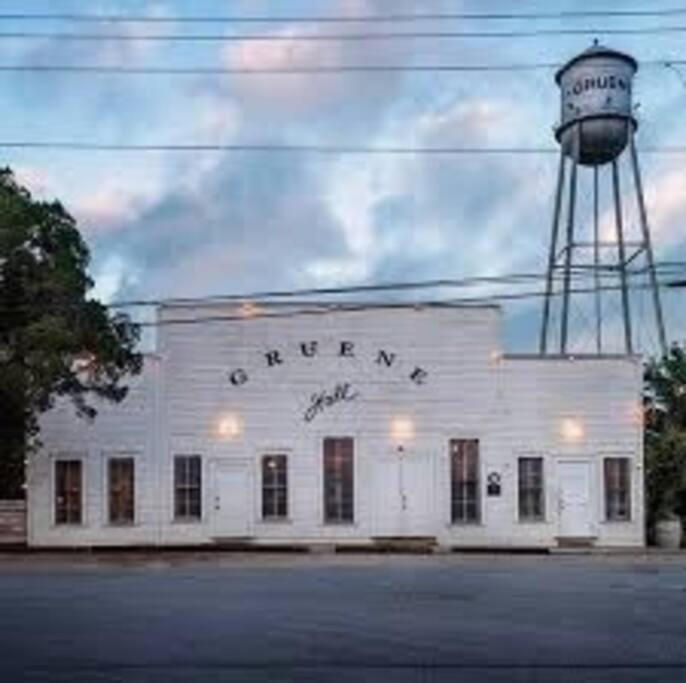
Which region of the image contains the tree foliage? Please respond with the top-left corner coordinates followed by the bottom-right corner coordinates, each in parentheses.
top-left (0, 168), bottom-right (142, 498)
top-left (644, 344), bottom-right (686, 535)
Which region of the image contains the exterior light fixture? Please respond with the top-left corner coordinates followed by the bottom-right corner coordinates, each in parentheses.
top-left (630, 402), bottom-right (645, 426)
top-left (391, 417), bottom-right (415, 452)
top-left (560, 417), bottom-right (585, 443)
top-left (217, 414), bottom-right (243, 440)
top-left (239, 301), bottom-right (262, 319)
top-left (490, 350), bottom-right (504, 365)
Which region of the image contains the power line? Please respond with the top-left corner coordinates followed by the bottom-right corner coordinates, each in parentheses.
top-left (129, 279), bottom-right (685, 328)
top-left (105, 269), bottom-right (618, 309)
top-left (3, 8), bottom-right (686, 24)
top-left (0, 142), bottom-right (558, 154)
top-left (2, 26), bottom-right (686, 43)
top-left (3, 264), bottom-right (684, 314)
top-left (1, 60), bottom-right (683, 76)
top-left (0, 63), bottom-right (561, 75)
top-left (1, 141), bottom-right (685, 155)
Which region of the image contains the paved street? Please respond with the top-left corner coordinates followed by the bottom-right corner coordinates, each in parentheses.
top-left (0, 552), bottom-right (685, 682)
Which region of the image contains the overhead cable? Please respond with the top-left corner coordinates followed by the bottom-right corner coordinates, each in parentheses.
top-left (3, 8), bottom-right (686, 24)
top-left (2, 26), bottom-right (686, 43)
top-left (127, 279), bottom-right (686, 328)
top-left (1, 59), bottom-right (684, 76)
top-left (104, 263), bottom-right (686, 310)
top-left (1, 141), bottom-right (685, 155)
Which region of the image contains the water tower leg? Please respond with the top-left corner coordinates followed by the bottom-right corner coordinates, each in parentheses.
top-left (593, 166), bottom-right (602, 354)
top-left (560, 156), bottom-right (578, 354)
top-left (629, 134), bottom-right (668, 356)
top-left (540, 151), bottom-right (567, 355)
top-left (611, 159), bottom-right (634, 354)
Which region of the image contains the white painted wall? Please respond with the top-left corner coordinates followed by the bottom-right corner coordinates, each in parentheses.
top-left (28, 304), bottom-right (644, 548)
top-left (28, 358), bottom-right (161, 547)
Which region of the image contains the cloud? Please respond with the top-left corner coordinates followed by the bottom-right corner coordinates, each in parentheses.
top-left (217, 0), bottom-right (414, 127)
top-left (72, 184), bottom-right (158, 235)
top-left (222, 25), bottom-right (349, 113)
top-left (93, 151), bottom-right (351, 299)
top-left (316, 94), bottom-right (554, 292)
top-left (596, 160), bottom-right (686, 253)
top-left (416, 98), bottom-right (527, 144)
top-left (644, 166), bottom-right (686, 248)
top-left (12, 166), bottom-right (55, 198)
top-left (20, 5), bottom-right (170, 69)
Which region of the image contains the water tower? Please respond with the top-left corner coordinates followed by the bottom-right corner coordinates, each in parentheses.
top-left (539, 43), bottom-right (667, 355)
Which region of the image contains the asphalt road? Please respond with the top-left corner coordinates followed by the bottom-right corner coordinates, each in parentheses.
top-left (0, 553), bottom-right (685, 682)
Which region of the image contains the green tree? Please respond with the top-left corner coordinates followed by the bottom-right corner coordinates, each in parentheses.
top-left (644, 345), bottom-right (686, 540)
top-left (0, 168), bottom-right (141, 498)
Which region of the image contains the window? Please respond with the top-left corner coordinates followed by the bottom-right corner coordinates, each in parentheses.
top-left (604, 458), bottom-right (631, 521)
top-left (174, 455), bottom-right (202, 520)
top-left (55, 460), bottom-right (82, 525)
top-left (262, 454), bottom-right (288, 520)
top-left (108, 457), bottom-right (135, 525)
top-left (323, 437), bottom-right (354, 523)
top-left (518, 457), bottom-right (545, 521)
top-left (451, 439), bottom-right (480, 523)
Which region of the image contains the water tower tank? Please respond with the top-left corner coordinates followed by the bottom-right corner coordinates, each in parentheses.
top-left (555, 44), bottom-right (637, 166)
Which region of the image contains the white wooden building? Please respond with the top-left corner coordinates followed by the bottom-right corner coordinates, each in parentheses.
top-left (28, 303), bottom-right (645, 549)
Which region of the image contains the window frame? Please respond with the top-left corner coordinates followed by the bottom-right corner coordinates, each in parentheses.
top-left (518, 456), bottom-right (546, 522)
top-left (173, 454), bottom-right (203, 522)
top-left (604, 457), bottom-right (632, 522)
top-left (450, 439), bottom-right (481, 525)
top-left (54, 458), bottom-right (84, 526)
top-left (261, 454), bottom-right (289, 521)
top-left (322, 437), bottom-right (355, 525)
top-left (107, 456), bottom-right (136, 526)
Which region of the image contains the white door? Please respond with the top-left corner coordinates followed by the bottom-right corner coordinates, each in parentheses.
top-left (210, 461), bottom-right (252, 538)
top-left (373, 454), bottom-right (433, 536)
top-left (557, 460), bottom-right (593, 537)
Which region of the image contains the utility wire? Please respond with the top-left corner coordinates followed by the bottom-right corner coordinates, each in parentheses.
top-left (3, 264), bottom-right (684, 314)
top-left (104, 263), bottom-right (686, 310)
top-left (3, 268), bottom-right (686, 327)
top-left (2, 26), bottom-right (686, 42)
top-left (0, 142), bottom-right (559, 154)
top-left (126, 279), bottom-right (684, 328)
top-left (3, 8), bottom-right (686, 23)
top-left (0, 63), bottom-right (561, 75)
top-left (2, 59), bottom-right (684, 76)
top-left (1, 142), bottom-right (685, 155)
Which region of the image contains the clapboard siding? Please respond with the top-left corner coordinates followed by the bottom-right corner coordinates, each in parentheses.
top-left (27, 305), bottom-right (644, 547)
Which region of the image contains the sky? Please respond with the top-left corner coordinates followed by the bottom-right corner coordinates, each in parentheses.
top-left (1, 0), bottom-right (685, 354)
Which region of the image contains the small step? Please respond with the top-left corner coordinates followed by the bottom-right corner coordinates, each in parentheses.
top-left (211, 537), bottom-right (254, 550)
top-left (371, 536), bottom-right (438, 553)
top-left (556, 536), bottom-right (597, 549)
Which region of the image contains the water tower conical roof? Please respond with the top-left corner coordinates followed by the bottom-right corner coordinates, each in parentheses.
top-left (555, 43), bottom-right (638, 84)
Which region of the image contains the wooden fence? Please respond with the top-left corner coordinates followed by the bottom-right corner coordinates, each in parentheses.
top-left (0, 501), bottom-right (27, 545)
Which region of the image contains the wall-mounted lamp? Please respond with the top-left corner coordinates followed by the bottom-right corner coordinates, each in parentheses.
top-left (560, 417), bottom-right (585, 443)
top-left (490, 350), bottom-right (504, 366)
top-left (391, 417), bottom-right (415, 452)
top-left (217, 414), bottom-right (243, 440)
top-left (630, 402), bottom-right (644, 427)
top-left (239, 301), bottom-right (262, 319)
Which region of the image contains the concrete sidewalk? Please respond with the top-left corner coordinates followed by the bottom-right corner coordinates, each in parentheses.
top-left (0, 547), bottom-right (684, 572)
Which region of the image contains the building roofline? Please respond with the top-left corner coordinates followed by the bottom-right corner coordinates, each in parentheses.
top-left (503, 353), bottom-right (642, 362)
top-left (158, 300), bottom-right (502, 312)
